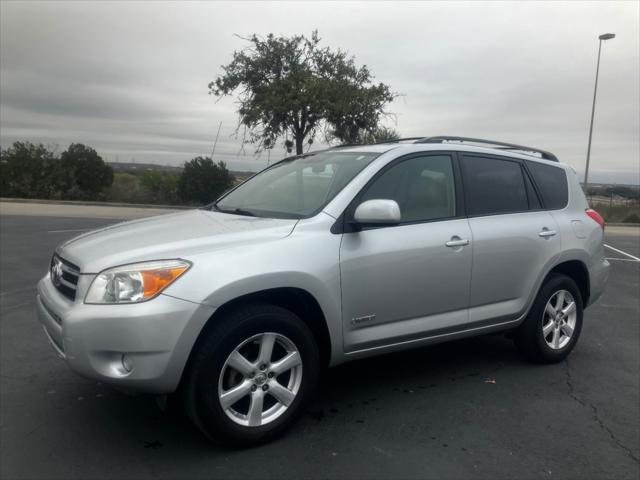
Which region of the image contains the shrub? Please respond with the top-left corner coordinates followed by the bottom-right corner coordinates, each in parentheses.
top-left (0, 142), bottom-right (57, 198)
top-left (107, 173), bottom-right (153, 204)
top-left (59, 143), bottom-right (113, 200)
top-left (178, 157), bottom-right (234, 205)
top-left (140, 170), bottom-right (180, 204)
top-left (1, 141), bottom-right (238, 206)
top-left (624, 212), bottom-right (640, 223)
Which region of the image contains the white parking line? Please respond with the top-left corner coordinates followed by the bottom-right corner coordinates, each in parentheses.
top-left (0, 300), bottom-right (34, 312)
top-left (0, 287), bottom-right (35, 296)
top-left (604, 244), bottom-right (640, 262)
top-left (606, 257), bottom-right (640, 263)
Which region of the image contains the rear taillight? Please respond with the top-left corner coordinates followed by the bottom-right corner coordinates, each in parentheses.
top-left (586, 208), bottom-right (605, 231)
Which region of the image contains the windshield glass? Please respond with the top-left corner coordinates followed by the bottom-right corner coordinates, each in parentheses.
top-left (214, 150), bottom-right (380, 219)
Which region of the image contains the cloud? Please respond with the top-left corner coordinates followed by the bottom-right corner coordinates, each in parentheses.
top-left (1, 1), bottom-right (638, 182)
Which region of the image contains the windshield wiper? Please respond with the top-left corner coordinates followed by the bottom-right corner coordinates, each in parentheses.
top-left (228, 208), bottom-right (257, 217)
top-left (211, 204), bottom-right (258, 217)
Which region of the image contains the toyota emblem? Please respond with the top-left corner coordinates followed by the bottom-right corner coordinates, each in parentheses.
top-left (51, 258), bottom-right (63, 287)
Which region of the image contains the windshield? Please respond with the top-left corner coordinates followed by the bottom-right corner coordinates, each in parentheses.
top-left (214, 150), bottom-right (380, 219)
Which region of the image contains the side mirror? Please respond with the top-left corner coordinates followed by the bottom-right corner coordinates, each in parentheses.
top-left (353, 199), bottom-right (401, 225)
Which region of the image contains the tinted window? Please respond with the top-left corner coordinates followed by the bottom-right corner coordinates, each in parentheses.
top-left (462, 156), bottom-right (528, 215)
top-left (526, 161), bottom-right (569, 210)
top-left (360, 155), bottom-right (456, 223)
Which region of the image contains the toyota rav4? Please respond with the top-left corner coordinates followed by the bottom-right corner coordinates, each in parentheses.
top-left (37, 136), bottom-right (609, 446)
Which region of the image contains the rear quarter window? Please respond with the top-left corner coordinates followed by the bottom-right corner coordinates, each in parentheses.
top-left (525, 161), bottom-right (569, 210)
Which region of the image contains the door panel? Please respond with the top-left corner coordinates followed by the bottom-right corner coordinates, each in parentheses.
top-left (339, 153), bottom-right (473, 352)
top-left (467, 212), bottom-right (560, 321)
top-left (340, 218), bottom-right (472, 352)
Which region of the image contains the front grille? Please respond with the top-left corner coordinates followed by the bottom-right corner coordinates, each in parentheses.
top-left (50, 254), bottom-right (80, 300)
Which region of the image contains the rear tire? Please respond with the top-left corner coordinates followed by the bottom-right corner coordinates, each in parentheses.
top-left (514, 274), bottom-right (583, 364)
top-left (182, 303), bottom-right (319, 447)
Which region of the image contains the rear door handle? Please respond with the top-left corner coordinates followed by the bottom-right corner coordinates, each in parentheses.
top-left (538, 228), bottom-right (557, 238)
top-left (445, 237), bottom-right (470, 247)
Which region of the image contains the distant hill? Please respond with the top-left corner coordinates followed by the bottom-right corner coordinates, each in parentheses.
top-left (585, 182), bottom-right (640, 189)
top-left (108, 162), bottom-right (182, 172)
top-left (585, 183), bottom-right (639, 200)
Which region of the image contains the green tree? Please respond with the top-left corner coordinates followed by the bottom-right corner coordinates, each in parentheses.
top-left (210, 31), bottom-right (396, 155)
top-left (178, 157), bottom-right (234, 205)
top-left (59, 143), bottom-right (113, 200)
top-left (353, 126), bottom-right (401, 145)
top-left (0, 141), bottom-right (56, 198)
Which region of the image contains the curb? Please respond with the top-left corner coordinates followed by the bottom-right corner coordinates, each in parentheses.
top-left (0, 197), bottom-right (194, 210)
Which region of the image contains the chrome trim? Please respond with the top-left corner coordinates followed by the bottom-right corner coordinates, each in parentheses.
top-left (351, 314), bottom-right (376, 326)
top-left (538, 229), bottom-right (558, 238)
top-left (445, 238), bottom-right (470, 247)
top-left (42, 325), bottom-right (65, 358)
top-left (61, 265), bottom-right (79, 277)
top-left (58, 276), bottom-right (77, 290)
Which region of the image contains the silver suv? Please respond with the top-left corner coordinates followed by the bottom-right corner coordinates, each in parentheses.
top-left (37, 136), bottom-right (609, 446)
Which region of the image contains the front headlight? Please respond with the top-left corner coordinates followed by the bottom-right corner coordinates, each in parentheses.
top-left (85, 259), bottom-right (191, 304)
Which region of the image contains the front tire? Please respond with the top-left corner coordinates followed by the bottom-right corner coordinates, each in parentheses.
top-left (514, 274), bottom-right (584, 364)
top-left (182, 303), bottom-right (319, 447)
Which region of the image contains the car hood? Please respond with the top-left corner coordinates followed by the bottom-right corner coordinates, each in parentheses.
top-left (57, 209), bottom-right (298, 273)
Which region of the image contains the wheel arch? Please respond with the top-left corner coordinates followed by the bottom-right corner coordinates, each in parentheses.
top-left (180, 287), bottom-right (333, 391)
top-left (545, 259), bottom-right (590, 306)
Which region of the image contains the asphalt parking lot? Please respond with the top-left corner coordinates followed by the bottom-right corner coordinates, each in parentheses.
top-left (1, 208), bottom-right (638, 480)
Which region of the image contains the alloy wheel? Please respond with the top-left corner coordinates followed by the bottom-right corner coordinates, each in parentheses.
top-left (218, 332), bottom-right (303, 427)
top-left (542, 289), bottom-right (577, 350)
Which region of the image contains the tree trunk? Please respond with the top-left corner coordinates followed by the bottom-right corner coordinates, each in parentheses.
top-left (295, 134), bottom-right (304, 155)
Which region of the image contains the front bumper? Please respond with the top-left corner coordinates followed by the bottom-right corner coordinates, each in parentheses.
top-left (36, 275), bottom-right (215, 393)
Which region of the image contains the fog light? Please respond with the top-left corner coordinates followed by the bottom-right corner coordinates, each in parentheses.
top-left (121, 354), bottom-right (133, 373)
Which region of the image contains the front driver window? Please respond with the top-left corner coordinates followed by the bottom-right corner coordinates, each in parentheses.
top-left (360, 155), bottom-right (456, 223)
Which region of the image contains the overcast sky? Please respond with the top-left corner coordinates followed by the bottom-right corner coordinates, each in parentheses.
top-left (1, 1), bottom-right (639, 183)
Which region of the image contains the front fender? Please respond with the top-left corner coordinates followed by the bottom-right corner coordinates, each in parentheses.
top-left (164, 214), bottom-right (345, 365)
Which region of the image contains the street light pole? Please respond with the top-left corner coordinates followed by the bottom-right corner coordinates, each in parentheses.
top-left (584, 33), bottom-right (615, 191)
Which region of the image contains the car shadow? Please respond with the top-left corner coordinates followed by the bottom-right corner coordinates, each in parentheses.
top-left (93, 333), bottom-right (523, 453)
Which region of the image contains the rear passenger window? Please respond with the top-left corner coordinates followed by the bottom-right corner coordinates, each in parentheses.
top-left (462, 156), bottom-right (528, 216)
top-left (526, 161), bottom-right (569, 210)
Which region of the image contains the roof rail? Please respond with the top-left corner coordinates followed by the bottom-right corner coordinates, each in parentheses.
top-left (415, 136), bottom-right (559, 162)
top-left (330, 137), bottom-right (426, 149)
top-left (331, 135), bottom-right (559, 162)
top-left (373, 137), bottom-right (427, 145)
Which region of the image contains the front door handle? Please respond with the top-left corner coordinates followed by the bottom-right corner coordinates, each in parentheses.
top-left (445, 237), bottom-right (470, 248)
top-left (538, 228), bottom-right (557, 238)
